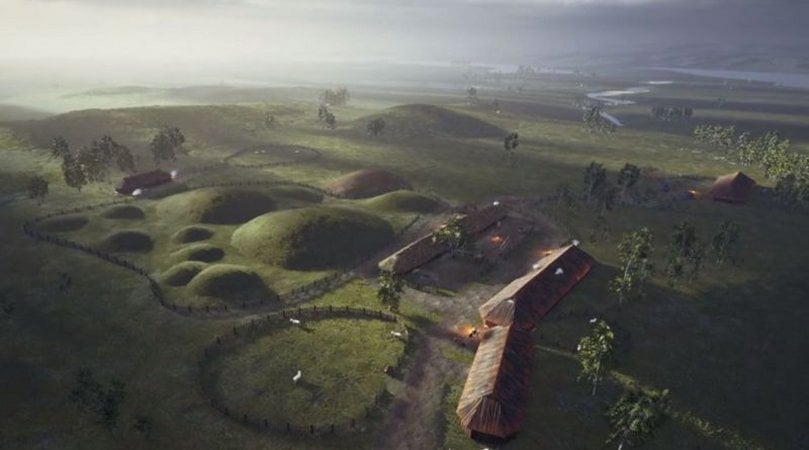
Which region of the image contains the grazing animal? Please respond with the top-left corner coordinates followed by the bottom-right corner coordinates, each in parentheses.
top-left (390, 331), bottom-right (403, 338)
top-left (289, 318), bottom-right (301, 325)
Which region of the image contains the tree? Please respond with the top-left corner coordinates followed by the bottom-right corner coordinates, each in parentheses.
top-left (583, 161), bottom-right (607, 203)
top-left (150, 127), bottom-right (185, 164)
top-left (609, 227), bottom-right (655, 305)
top-left (367, 118), bottom-right (386, 136)
top-left (61, 154), bottom-right (87, 191)
top-left (69, 369), bottom-right (126, 428)
top-left (49, 136), bottom-right (71, 161)
top-left (432, 216), bottom-right (467, 257)
top-left (711, 220), bottom-right (740, 266)
top-left (466, 87), bottom-right (478, 104)
top-left (377, 270), bottom-right (404, 312)
top-left (554, 183), bottom-right (576, 209)
top-left (595, 182), bottom-right (619, 217)
top-left (503, 131), bottom-right (519, 165)
top-left (324, 111), bottom-right (336, 129)
top-left (616, 163), bottom-right (641, 203)
top-left (577, 319), bottom-right (614, 396)
top-left (665, 221), bottom-right (705, 285)
top-left (77, 144), bottom-right (105, 184)
top-left (27, 176), bottom-right (49, 204)
top-left (607, 387), bottom-right (670, 449)
top-left (583, 106), bottom-right (615, 134)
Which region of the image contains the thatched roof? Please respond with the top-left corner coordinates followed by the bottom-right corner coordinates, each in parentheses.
top-left (116, 170), bottom-right (172, 195)
top-left (378, 203), bottom-right (508, 275)
top-left (456, 325), bottom-right (534, 441)
top-left (708, 171), bottom-right (755, 203)
top-left (479, 245), bottom-right (594, 330)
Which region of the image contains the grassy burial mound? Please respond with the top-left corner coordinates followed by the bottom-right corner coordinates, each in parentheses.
top-left (99, 230), bottom-right (154, 253)
top-left (327, 169), bottom-right (412, 199)
top-left (231, 207), bottom-right (394, 270)
top-left (170, 243), bottom-right (225, 263)
top-left (188, 264), bottom-right (275, 305)
top-left (102, 204), bottom-right (145, 220)
top-left (156, 188), bottom-right (277, 225)
top-left (362, 190), bottom-right (444, 213)
top-left (265, 185), bottom-right (324, 205)
top-left (37, 214), bottom-right (89, 232)
top-left (160, 261), bottom-right (208, 286)
top-left (172, 225), bottom-right (215, 244)
top-left (358, 104), bottom-right (505, 139)
top-left (207, 318), bottom-right (404, 428)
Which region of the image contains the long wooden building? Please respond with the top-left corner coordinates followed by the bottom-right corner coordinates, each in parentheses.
top-left (707, 171), bottom-right (756, 204)
top-left (378, 203), bottom-right (508, 275)
top-left (478, 244), bottom-right (594, 330)
top-left (455, 325), bottom-right (534, 442)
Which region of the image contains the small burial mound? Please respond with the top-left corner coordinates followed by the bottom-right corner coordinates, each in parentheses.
top-left (265, 185), bottom-right (324, 205)
top-left (231, 207), bottom-right (394, 270)
top-left (188, 264), bottom-right (275, 304)
top-left (37, 214), bottom-right (88, 232)
top-left (156, 188), bottom-right (277, 225)
top-left (170, 243), bottom-right (225, 263)
top-left (362, 190), bottom-right (443, 213)
top-left (102, 204), bottom-right (145, 220)
top-left (327, 169), bottom-right (411, 199)
top-left (160, 261), bottom-right (207, 287)
top-left (358, 104), bottom-right (505, 139)
top-left (99, 230), bottom-right (154, 253)
top-left (172, 225), bottom-right (215, 244)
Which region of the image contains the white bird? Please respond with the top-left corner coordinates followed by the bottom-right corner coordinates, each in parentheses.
top-left (572, 239), bottom-right (580, 246)
top-left (532, 262), bottom-right (541, 270)
top-left (170, 169), bottom-right (179, 179)
top-left (292, 370), bottom-right (302, 383)
top-left (390, 331), bottom-right (403, 338)
top-left (590, 317), bottom-right (598, 324)
top-left (289, 318), bottom-right (301, 325)
top-left (555, 267), bottom-right (564, 276)
top-left (132, 189), bottom-right (143, 197)
top-left (492, 201), bottom-right (500, 206)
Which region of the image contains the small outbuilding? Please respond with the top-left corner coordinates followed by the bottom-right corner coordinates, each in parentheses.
top-left (707, 171), bottom-right (756, 204)
top-left (456, 325), bottom-right (534, 442)
top-left (116, 170), bottom-right (172, 195)
top-left (478, 245), bottom-right (594, 330)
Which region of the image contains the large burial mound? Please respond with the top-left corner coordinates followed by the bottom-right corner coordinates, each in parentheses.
top-left (99, 230), bottom-right (154, 253)
top-left (188, 264), bottom-right (275, 304)
top-left (37, 214), bottom-right (88, 232)
top-left (359, 104), bottom-right (505, 139)
top-left (160, 261), bottom-right (208, 286)
top-left (327, 169), bottom-right (411, 199)
top-left (157, 188), bottom-right (276, 225)
top-left (362, 190), bottom-right (444, 213)
top-left (170, 243), bottom-right (225, 263)
top-left (102, 205), bottom-right (145, 220)
top-left (172, 225), bottom-right (214, 244)
top-left (231, 207), bottom-right (394, 270)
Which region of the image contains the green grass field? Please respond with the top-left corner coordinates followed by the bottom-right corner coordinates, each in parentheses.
top-left (1, 69), bottom-right (808, 449)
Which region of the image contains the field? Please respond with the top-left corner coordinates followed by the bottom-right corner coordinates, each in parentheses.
top-left (1, 67), bottom-right (808, 449)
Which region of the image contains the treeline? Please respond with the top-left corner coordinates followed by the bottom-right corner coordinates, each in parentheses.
top-left (650, 106), bottom-right (693, 121)
top-left (583, 106), bottom-right (616, 134)
top-left (49, 127), bottom-right (185, 192)
top-left (319, 88), bottom-right (350, 107)
top-left (693, 124), bottom-right (809, 206)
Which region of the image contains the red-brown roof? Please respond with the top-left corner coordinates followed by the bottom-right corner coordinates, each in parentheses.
top-left (116, 170), bottom-right (172, 195)
top-left (479, 245), bottom-right (594, 330)
top-left (456, 325), bottom-right (534, 441)
top-left (708, 171), bottom-right (755, 203)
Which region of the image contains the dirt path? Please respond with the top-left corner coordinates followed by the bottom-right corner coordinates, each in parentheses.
top-left (375, 322), bottom-right (465, 450)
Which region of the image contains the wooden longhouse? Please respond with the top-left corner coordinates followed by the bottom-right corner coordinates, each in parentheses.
top-left (455, 325), bottom-right (534, 442)
top-left (478, 244), bottom-right (594, 330)
top-left (707, 171), bottom-right (756, 204)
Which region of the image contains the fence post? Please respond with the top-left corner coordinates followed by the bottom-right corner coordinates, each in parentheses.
top-left (286, 423), bottom-right (290, 433)
top-left (264, 418), bottom-right (268, 428)
top-left (310, 425), bottom-right (314, 435)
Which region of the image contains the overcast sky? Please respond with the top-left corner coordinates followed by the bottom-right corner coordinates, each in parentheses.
top-left (1, 0), bottom-right (807, 67)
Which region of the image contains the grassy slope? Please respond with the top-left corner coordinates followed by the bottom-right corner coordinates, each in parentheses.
top-left (2, 74), bottom-right (809, 449)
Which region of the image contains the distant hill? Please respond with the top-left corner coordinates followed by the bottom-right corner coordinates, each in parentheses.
top-left (0, 104), bottom-right (51, 122)
top-left (356, 104), bottom-right (505, 139)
